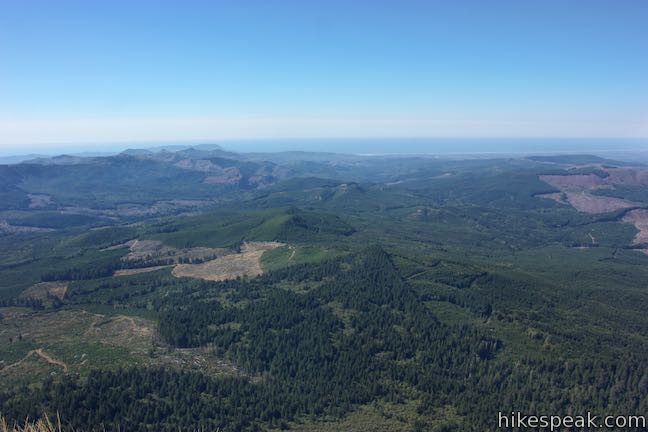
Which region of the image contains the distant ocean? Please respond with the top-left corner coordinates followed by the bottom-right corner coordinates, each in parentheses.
top-left (2, 138), bottom-right (648, 161)
top-left (219, 138), bottom-right (648, 157)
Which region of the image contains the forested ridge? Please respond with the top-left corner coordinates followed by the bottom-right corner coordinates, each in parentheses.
top-left (2, 247), bottom-right (646, 431)
top-left (2, 151), bottom-right (648, 431)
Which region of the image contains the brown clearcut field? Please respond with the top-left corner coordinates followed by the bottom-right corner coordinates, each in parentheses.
top-left (0, 220), bottom-right (54, 234)
top-left (110, 238), bottom-right (284, 280)
top-left (622, 209), bottom-right (648, 254)
top-left (113, 265), bottom-right (171, 276)
top-left (537, 166), bottom-right (648, 254)
top-left (0, 308), bottom-right (151, 387)
top-left (539, 174), bottom-right (608, 189)
top-left (18, 282), bottom-right (68, 301)
top-left (26, 194), bottom-right (52, 209)
top-left (538, 168), bottom-right (644, 214)
top-left (0, 307), bottom-right (240, 390)
top-left (535, 192), bottom-right (568, 205)
top-left (172, 241), bottom-right (285, 281)
top-left (563, 192), bottom-right (637, 214)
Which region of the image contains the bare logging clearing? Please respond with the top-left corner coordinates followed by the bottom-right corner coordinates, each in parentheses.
top-left (18, 282), bottom-right (68, 302)
top-left (172, 241), bottom-right (285, 281)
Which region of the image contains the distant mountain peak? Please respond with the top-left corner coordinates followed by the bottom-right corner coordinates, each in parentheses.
top-left (120, 148), bottom-right (154, 156)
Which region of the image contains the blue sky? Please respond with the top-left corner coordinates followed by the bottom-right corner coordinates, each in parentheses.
top-left (0, 0), bottom-right (647, 151)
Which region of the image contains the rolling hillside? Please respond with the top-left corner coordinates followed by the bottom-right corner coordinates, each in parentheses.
top-left (1, 151), bottom-right (647, 431)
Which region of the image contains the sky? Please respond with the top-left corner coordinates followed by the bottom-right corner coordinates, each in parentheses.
top-left (1, 0), bottom-right (647, 153)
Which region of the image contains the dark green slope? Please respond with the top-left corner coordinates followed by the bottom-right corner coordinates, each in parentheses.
top-left (3, 247), bottom-right (645, 431)
top-left (2, 153), bottom-right (648, 431)
top-left (0, 152), bottom-right (285, 212)
top-left (145, 207), bottom-right (354, 248)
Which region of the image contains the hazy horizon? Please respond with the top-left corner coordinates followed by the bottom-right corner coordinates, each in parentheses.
top-left (2, 137), bottom-right (648, 160)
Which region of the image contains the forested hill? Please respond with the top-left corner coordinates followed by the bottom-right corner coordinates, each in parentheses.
top-left (2, 151), bottom-right (648, 431)
top-left (2, 247), bottom-right (645, 431)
